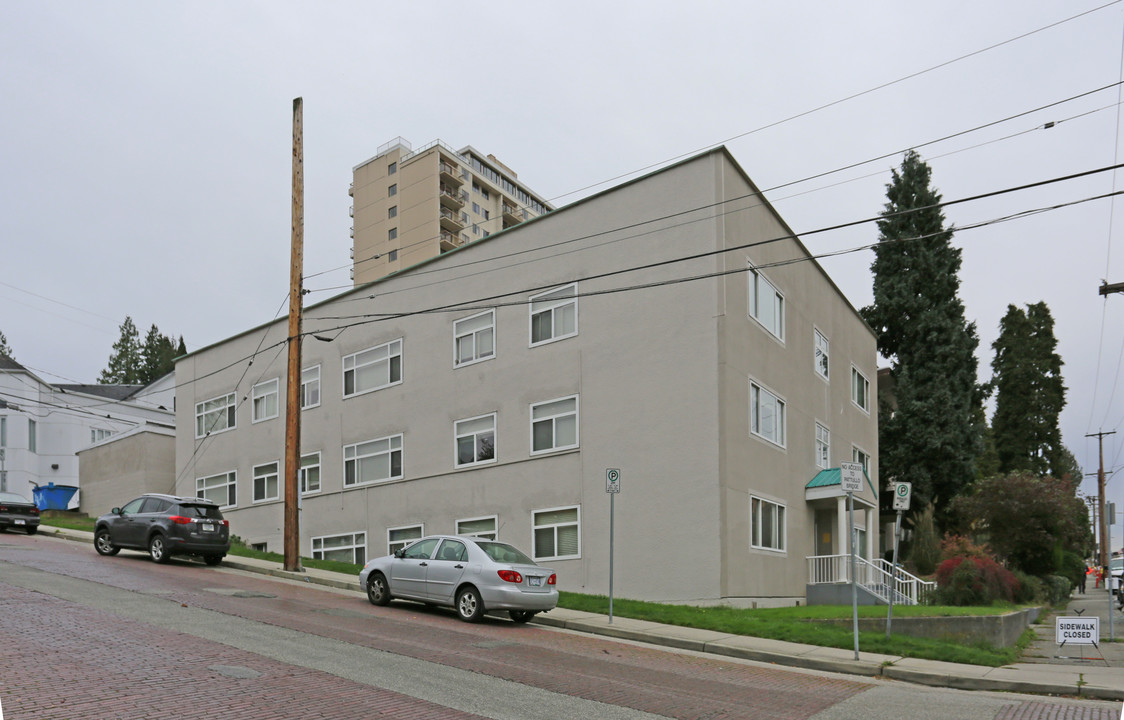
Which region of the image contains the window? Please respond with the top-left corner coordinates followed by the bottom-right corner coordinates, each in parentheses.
top-left (455, 414), bottom-right (496, 467)
top-left (815, 423), bottom-right (830, 469)
top-left (814, 329), bottom-right (829, 380)
top-left (90, 428), bottom-right (113, 444)
top-left (252, 462), bottom-right (279, 503)
top-left (1, 416), bottom-right (6, 446)
top-left (312, 532), bottom-right (366, 564)
top-left (387, 161), bottom-right (397, 175)
top-left (344, 434), bottom-right (403, 486)
top-left (472, 223), bottom-right (479, 235)
top-left (482, 230), bottom-right (490, 238)
top-left (750, 382), bottom-right (786, 447)
top-left (27, 419), bottom-right (36, 453)
top-left (195, 392), bottom-right (236, 438)
top-left (851, 367), bottom-right (870, 413)
top-left (454, 310), bottom-right (495, 366)
top-left (300, 452), bottom-right (321, 494)
top-left (251, 542), bottom-right (268, 552)
top-left (388, 227), bottom-right (397, 241)
top-left (388, 524), bottom-right (422, 555)
top-left (301, 366), bottom-right (320, 409)
top-left (751, 496), bottom-right (786, 551)
top-left (472, 202), bottom-right (480, 214)
top-left (531, 396), bottom-right (578, 454)
top-left (460, 211), bottom-right (468, 223)
top-left (388, 249), bottom-right (398, 262)
top-left (533, 506), bottom-right (580, 560)
top-left (197, 471), bottom-right (236, 508)
top-left (343, 339), bottom-right (402, 397)
top-left (457, 515), bottom-right (497, 540)
top-left (252, 379), bottom-right (279, 423)
top-left (483, 209), bottom-right (490, 220)
top-left (387, 205), bottom-right (397, 219)
top-left (852, 446), bottom-right (870, 474)
top-left (530, 284), bottom-right (577, 345)
top-left (387, 183), bottom-right (397, 197)
top-left (480, 186), bottom-right (490, 200)
top-left (749, 264), bottom-right (784, 340)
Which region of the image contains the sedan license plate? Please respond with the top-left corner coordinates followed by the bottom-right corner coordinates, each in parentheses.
top-left (201, 523), bottom-right (215, 532)
top-left (528, 575), bottom-right (542, 587)
top-left (14, 519), bottom-right (26, 525)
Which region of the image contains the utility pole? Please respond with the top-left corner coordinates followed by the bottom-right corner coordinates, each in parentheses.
top-left (284, 97), bottom-right (304, 572)
top-left (1086, 430), bottom-right (1115, 570)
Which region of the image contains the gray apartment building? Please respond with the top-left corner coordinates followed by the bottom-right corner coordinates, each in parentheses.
top-left (175, 147), bottom-right (879, 606)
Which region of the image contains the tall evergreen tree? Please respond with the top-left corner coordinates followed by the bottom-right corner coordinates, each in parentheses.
top-left (0, 330), bottom-right (13, 360)
top-left (861, 151), bottom-right (982, 529)
top-left (140, 324), bottom-right (177, 384)
top-left (99, 316), bottom-right (143, 384)
top-left (990, 302), bottom-right (1066, 477)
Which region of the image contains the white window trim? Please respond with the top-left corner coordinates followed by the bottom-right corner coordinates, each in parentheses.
top-left (387, 523), bottom-right (424, 556)
top-left (749, 380), bottom-right (786, 448)
top-left (453, 309), bottom-right (496, 368)
top-left (815, 422), bottom-right (830, 469)
top-left (851, 365), bottom-right (871, 414)
top-left (194, 392), bottom-right (236, 439)
top-left (301, 365), bottom-right (321, 410)
top-left (747, 261), bottom-right (785, 342)
top-left (530, 394), bottom-right (580, 455)
top-left (311, 531), bottom-right (367, 564)
top-left (456, 514), bottom-right (498, 540)
top-left (750, 495), bottom-right (787, 553)
top-left (342, 338), bottom-right (403, 399)
top-left (252, 461), bottom-right (280, 504)
top-left (814, 328), bottom-right (829, 381)
top-left (196, 470), bottom-right (237, 509)
top-left (532, 504), bottom-right (581, 561)
top-left (529, 283), bottom-right (578, 347)
top-left (852, 445), bottom-right (871, 475)
top-left (300, 451), bottom-right (321, 495)
top-left (454, 412), bottom-right (497, 468)
top-left (343, 433), bottom-right (404, 487)
top-left (251, 378), bottom-right (280, 424)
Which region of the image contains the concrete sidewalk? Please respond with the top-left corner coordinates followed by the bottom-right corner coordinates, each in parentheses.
top-left (40, 526), bottom-right (1124, 701)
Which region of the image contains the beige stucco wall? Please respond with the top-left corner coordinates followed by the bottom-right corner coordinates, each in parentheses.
top-left (78, 429), bottom-right (176, 518)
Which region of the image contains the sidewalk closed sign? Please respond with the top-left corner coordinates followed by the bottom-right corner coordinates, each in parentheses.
top-left (1055, 616), bottom-right (1099, 645)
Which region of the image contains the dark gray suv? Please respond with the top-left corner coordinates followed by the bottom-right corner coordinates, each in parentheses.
top-left (94, 493), bottom-right (230, 565)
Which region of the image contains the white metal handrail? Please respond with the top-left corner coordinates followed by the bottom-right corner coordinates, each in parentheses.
top-left (806, 554), bottom-right (935, 605)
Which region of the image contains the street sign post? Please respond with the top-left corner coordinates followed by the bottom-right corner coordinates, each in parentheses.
top-left (838, 462), bottom-right (863, 660)
top-left (606, 469), bottom-right (621, 623)
top-left (887, 481), bottom-right (912, 638)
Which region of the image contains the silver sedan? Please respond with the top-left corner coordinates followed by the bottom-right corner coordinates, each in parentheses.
top-left (359, 535), bottom-right (558, 623)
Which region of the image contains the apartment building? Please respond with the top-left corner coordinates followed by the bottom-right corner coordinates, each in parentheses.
top-left (349, 137), bottom-right (553, 285)
top-left (176, 147), bottom-right (878, 606)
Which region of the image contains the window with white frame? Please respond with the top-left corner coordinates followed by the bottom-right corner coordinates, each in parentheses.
top-left (252, 462), bottom-right (279, 503)
top-left (531, 395), bottom-right (578, 454)
top-left (301, 366), bottom-right (320, 409)
top-left (300, 452), bottom-right (320, 494)
top-left (454, 310), bottom-right (495, 367)
top-left (533, 506), bottom-right (580, 560)
top-left (455, 414), bottom-right (496, 467)
top-left (852, 446), bottom-right (870, 474)
top-left (749, 264), bottom-right (784, 340)
top-left (388, 524), bottom-right (422, 555)
top-left (751, 496), bottom-right (786, 552)
top-left (456, 516), bottom-right (497, 540)
top-left (814, 329), bottom-right (829, 380)
top-left (197, 471), bottom-right (236, 508)
top-left (195, 392), bottom-right (236, 438)
top-left (90, 428), bottom-right (113, 444)
top-left (1, 416), bottom-right (6, 447)
top-left (529, 284), bottom-right (577, 345)
top-left (312, 531), bottom-right (366, 564)
top-left (851, 367), bottom-right (870, 412)
top-left (252, 378), bottom-right (279, 423)
top-left (343, 339), bottom-right (402, 397)
top-left (750, 382), bottom-right (785, 447)
top-left (344, 434), bottom-right (403, 486)
top-left (815, 423), bottom-right (830, 469)
top-left (27, 419), bottom-right (36, 453)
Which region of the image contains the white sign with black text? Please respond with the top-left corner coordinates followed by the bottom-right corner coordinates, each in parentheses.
top-left (1055, 616), bottom-right (1099, 646)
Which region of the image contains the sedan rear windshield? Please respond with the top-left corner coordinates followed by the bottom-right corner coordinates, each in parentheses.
top-left (0, 492), bottom-right (32, 504)
top-left (476, 541), bottom-right (535, 565)
top-left (175, 503), bottom-right (223, 520)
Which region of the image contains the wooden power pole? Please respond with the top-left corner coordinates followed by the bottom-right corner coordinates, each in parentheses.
top-left (1087, 430), bottom-right (1116, 570)
top-left (284, 97), bottom-right (304, 572)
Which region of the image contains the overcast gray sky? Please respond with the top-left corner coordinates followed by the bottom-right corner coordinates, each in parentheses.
top-left (2, 1), bottom-right (1123, 523)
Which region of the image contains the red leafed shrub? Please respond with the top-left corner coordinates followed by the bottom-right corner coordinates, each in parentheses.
top-left (935, 555), bottom-right (1021, 606)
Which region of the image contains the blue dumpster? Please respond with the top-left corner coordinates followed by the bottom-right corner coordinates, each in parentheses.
top-left (32, 483), bottom-right (78, 511)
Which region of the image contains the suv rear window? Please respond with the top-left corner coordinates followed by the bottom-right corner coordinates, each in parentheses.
top-left (175, 503), bottom-right (223, 520)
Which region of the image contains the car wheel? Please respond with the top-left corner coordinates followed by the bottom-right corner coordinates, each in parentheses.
top-left (456, 586), bottom-right (484, 623)
top-left (94, 528), bottom-right (120, 556)
top-left (509, 610), bottom-right (536, 624)
top-left (366, 572), bottom-right (392, 606)
top-left (148, 534), bottom-right (170, 563)
top-left (25, 525), bottom-right (37, 535)
top-left (203, 555), bottom-right (223, 566)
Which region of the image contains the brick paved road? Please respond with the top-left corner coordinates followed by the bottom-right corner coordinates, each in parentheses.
top-left (1, 534), bottom-right (1120, 720)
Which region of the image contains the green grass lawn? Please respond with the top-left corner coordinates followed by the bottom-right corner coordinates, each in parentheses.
top-left (39, 516), bottom-right (1031, 666)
